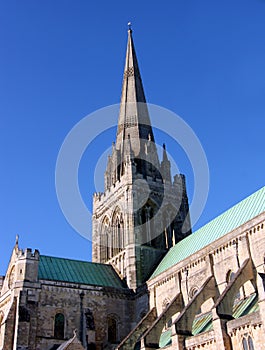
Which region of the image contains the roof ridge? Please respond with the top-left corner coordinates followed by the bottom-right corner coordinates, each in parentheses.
top-left (39, 255), bottom-right (113, 268)
top-left (194, 185), bottom-right (265, 233)
top-left (38, 255), bottom-right (128, 289)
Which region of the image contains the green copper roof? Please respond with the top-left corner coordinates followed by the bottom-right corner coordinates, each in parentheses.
top-left (151, 186), bottom-right (265, 279)
top-left (38, 255), bottom-right (126, 289)
top-left (191, 293), bottom-right (258, 337)
top-left (158, 294), bottom-right (258, 347)
top-left (192, 312), bottom-right (213, 335)
top-left (233, 293), bottom-right (258, 318)
top-left (159, 294), bottom-right (258, 347)
top-left (159, 329), bottom-right (172, 348)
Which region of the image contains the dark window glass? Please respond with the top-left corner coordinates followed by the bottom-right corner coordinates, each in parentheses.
top-left (242, 338), bottom-right (248, 350)
top-left (248, 336), bottom-right (254, 350)
top-left (108, 317), bottom-right (117, 343)
top-left (85, 309), bottom-right (95, 330)
top-left (54, 313), bottom-right (64, 339)
top-left (19, 306), bottom-right (30, 322)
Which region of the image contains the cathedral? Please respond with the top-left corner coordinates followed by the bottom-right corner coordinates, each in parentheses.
top-left (1, 28), bottom-right (265, 350)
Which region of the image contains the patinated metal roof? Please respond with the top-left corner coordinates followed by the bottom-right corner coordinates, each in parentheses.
top-left (191, 292), bottom-right (259, 336)
top-left (233, 292), bottom-right (258, 318)
top-left (151, 186), bottom-right (265, 279)
top-left (38, 255), bottom-right (126, 289)
top-left (159, 293), bottom-right (259, 347)
top-left (192, 312), bottom-right (213, 336)
top-left (159, 329), bottom-right (172, 348)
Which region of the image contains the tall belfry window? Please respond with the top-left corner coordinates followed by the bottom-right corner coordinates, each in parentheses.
top-left (111, 208), bottom-right (124, 257)
top-left (100, 216), bottom-right (110, 262)
top-left (141, 204), bottom-right (154, 245)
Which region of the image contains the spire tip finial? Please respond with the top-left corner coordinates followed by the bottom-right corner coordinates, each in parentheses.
top-left (128, 22), bottom-right (132, 31)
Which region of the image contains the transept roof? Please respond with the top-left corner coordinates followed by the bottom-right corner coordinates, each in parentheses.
top-left (38, 255), bottom-right (127, 289)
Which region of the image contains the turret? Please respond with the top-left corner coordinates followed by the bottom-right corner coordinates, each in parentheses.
top-left (160, 143), bottom-right (172, 183)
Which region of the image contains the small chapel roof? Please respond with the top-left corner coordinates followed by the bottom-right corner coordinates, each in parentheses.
top-left (38, 255), bottom-right (127, 289)
top-left (151, 186), bottom-right (265, 279)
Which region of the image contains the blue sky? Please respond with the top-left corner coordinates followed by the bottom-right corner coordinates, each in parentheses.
top-left (1, 0), bottom-right (265, 275)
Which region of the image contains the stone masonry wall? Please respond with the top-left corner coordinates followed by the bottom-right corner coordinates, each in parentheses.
top-left (144, 212), bottom-right (265, 350)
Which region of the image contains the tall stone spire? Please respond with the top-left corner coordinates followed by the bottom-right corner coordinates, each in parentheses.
top-left (116, 27), bottom-right (154, 157)
top-left (93, 28), bottom-right (191, 290)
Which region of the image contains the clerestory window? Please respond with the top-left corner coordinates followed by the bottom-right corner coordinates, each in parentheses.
top-left (242, 335), bottom-right (254, 350)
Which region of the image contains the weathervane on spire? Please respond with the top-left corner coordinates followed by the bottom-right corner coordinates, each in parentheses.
top-left (128, 22), bottom-right (132, 31)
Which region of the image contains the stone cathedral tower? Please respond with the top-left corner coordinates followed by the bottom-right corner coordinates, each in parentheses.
top-left (92, 28), bottom-right (191, 290)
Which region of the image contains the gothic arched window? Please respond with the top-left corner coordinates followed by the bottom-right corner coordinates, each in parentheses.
top-left (111, 208), bottom-right (124, 257)
top-left (54, 313), bottom-right (65, 339)
top-left (141, 204), bottom-right (154, 245)
top-left (113, 216), bottom-right (120, 256)
top-left (243, 338), bottom-right (248, 350)
top-left (189, 287), bottom-right (202, 314)
top-left (108, 316), bottom-right (118, 343)
top-left (100, 216), bottom-right (110, 262)
top-left (242, 335), bottom-right (255, 350)
top-left (189, 287), bottom-right (198, 299)
top-left (248, 336), bottom-right (254, 350)
top-left (226, 270), bottom-right (235, 283)
top-left (161, 204), bottom-right (178, 249)
top-left (226, 270), bottom-right (240, 300)
top-left (119, 213), bottom-right (124, 251)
